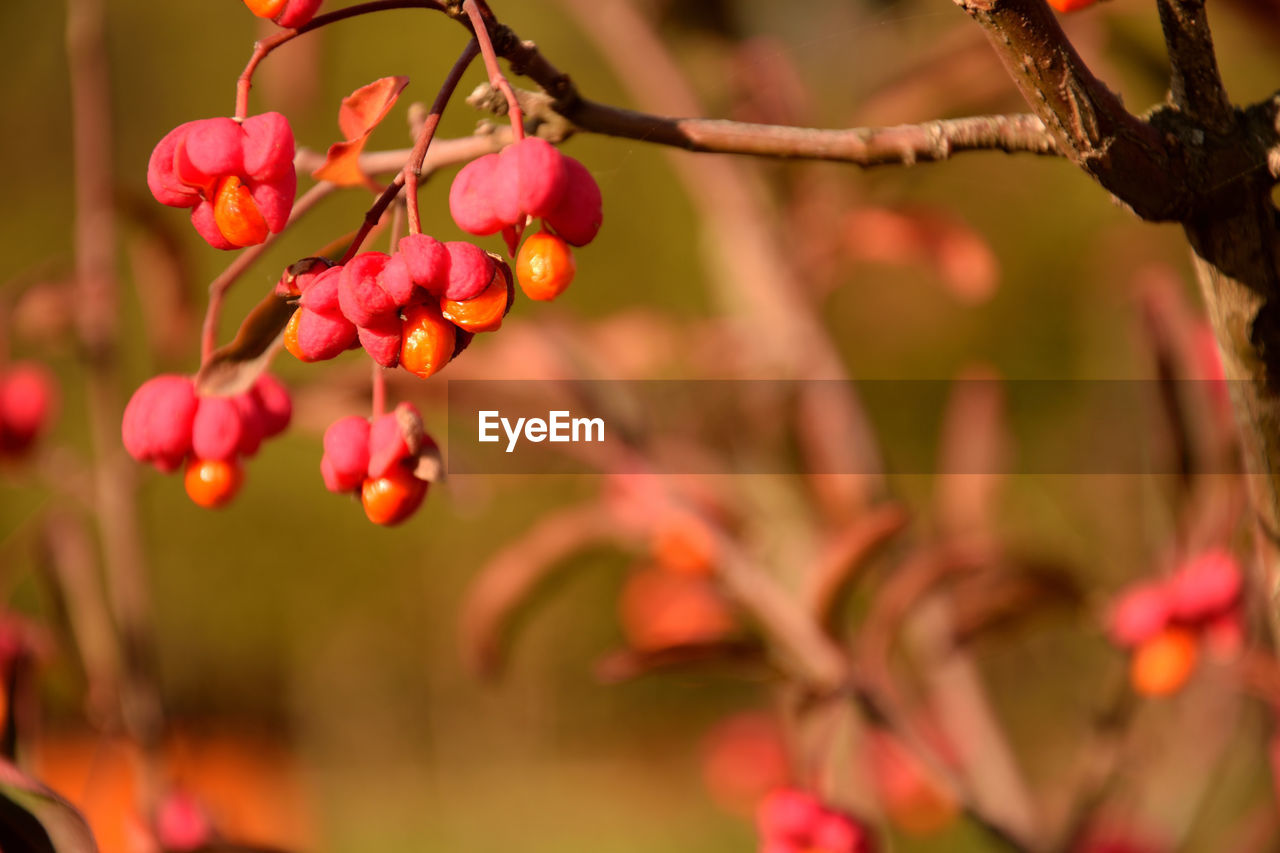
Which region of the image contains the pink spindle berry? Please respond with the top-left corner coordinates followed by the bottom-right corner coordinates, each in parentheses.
top-left (396, 233), bottom-right (450, 297)
top-left (756, 788), bottom-right (873, 853)
top-left (368, 409), bottom-right (413, 479)
top-left (0, 362), bottom-right (58, 456)
top-left (191, 395), bottom-right (245, 463)
top-left (122, 375), bottom-right (199, 472)
top-left (448, 139), bottom-right (603, 247)
top-left (544, 155), bottom-right (603, 246)
top-left (448, 154), bottom-right (505, 235)
top-left (1168, 548), bottom-right (1242, 622)
top-left (148, 113), bottom-right (296, 250)
top-left (321, 416), bottom-right (372, 493)
top-left (320, 404), bottom-right (432, 525)
top-left (357, 317), bottom-right (403, 368)
top-left (338, 252), bottom-right (397, 327)
top-left (1107, 582), bottom-right (1171, 648)
top-left (250, 373), bottom-right (293, 437)
top-left (442, 241), bottom-right (495, 301)
top-left (154, 790), bottom-right (213, 852)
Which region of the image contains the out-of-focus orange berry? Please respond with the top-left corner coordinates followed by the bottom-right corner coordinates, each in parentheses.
top-left (399, 302), bottom-right (456, 379)
top-left (515, 230), bottom-right (575, 301)
top-left (183, 457), bottom-right (244, 509)
top-left (360, 465), bottom-right (428, 526)
top-left (1130, 627), bottom-right (1198, 697)
top-left (619, 567), bottom-right (735, 651)
top-left (652, 513), bottom-right (718, 576)
top-left (244, 0), bottom-right (288, 19)
top-left (1048, 0), bottom-right (1097, 10)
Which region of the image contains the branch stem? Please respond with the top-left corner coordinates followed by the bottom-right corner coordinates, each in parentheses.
top-left (235, 0), bottom-right (445, 119)
top-left (463, 0), bottom-right (524, 141)
top-left (405, 38), bottom-right (479, 235)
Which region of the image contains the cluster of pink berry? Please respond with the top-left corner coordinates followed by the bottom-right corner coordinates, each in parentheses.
top-left (1108, 548), bottom-right (1244, 696)
top-left (147, 113), bottom-right (296, 250)
top-left (756, 788), bottom-right (875, 853)
top-left (320, 402), bottom-right (435, 526)
top-left (0, 363), bottom-right (57, 458)
top-left (450, 137), bottom-right (602, 302)
top-left (242, 0), bottom-right (322, 27)
top-left (280, 237), bottom-right (511, 376)
top-left (139, 10), bottom-right (605, 528)
top-left (121, 374), bottom-right (292, 508)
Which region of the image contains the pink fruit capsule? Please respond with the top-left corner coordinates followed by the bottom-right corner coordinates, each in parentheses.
top-left (321, 416), bottom-right (371, 493)
top-left (1107, 581), bottom-right (1171, 648)
top-left (442, 242), bottom-right (495, 301)
top-left (544, 155), bottom-right (602, 246)
top-left (121, 374), bottom-right (199, 472)
top-left (191, 395), bottom-right (245, 463)
top-left (1169, 548), bottom-right (1242, 622)
top-left (448, 154), bottom-right (504, 236)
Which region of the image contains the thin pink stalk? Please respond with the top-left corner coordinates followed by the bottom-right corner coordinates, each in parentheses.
top-left (463, 0), bottom-right (524, 141)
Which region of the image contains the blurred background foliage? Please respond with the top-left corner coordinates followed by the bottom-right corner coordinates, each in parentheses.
top-left (2, 0), bottom-right (1279, 851)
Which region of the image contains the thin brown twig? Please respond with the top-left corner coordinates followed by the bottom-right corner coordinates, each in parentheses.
top-left (235, 0), bottom-right (445, 119)
top-left (404, 39), bottom-right (479, 235)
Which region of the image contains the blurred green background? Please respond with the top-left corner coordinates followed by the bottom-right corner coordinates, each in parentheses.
top-left (2, 1), bottom-right (1279, 851)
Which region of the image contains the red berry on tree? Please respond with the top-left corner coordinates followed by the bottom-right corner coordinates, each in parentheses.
top-left (400, 302), bottom-right (457, 379)
top-left (122, 375), bottom-right (199, 472)
top-left (184, 457), bottom-right (244, 509)
top-left (0, 363), bottom-right (58, 456)
top-left (361, 465), bottom-right (428, 526)
top-left (147, 113), bottom-right (295, 250)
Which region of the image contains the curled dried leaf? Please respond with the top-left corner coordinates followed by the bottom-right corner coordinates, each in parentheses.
top-left (194, 291), bottom-right (294, 397)
top-left (312, 76), bottom-right (411, 187)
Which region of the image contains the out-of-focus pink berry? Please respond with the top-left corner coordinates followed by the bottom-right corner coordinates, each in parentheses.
top-left (250, 373), bottom-right (292, 437)
top-left (191, 396), bottom-right (244, 463)
top-left (757, 788), bottom-right (823, 843)
top-left (122, 375), bottom-right (199, 472)
top-left (756, 788), bottom-right (873, 853)
top-left (1107, 582), bottom-right (1171, 648)
top-left (1169, 548), bottom-right (1241, 622)
top-left (367, 404), bottom-right (417, 479)
top-left (321, 416), bottom-right (371, 493)
top-left (1202, 612), bottom-right (1245, 661)
top-left (154, 790), bottom-right (213, 852)
top-left (700, 713), bottom-right (790, 816)
top-left (0, 362), bottom-right (58, 455)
